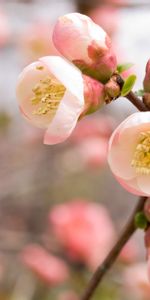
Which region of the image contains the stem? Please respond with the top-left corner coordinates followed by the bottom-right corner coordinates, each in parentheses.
top-left (81, 196), bottom-right (147, 300)
top-left (116, 74), bottom-right (148, 111)
top-left (126, 91), bottom-right (148, 111)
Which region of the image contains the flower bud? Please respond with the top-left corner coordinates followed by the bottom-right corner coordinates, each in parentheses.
top-left (145, 227), bottom-right (150, 249)
top-left (53, 13), bottom-right (117, 83)
top-left (143, 59), bottom-right (150, 92)
top-left (143, 93), bottom-right (150, 109)
top-left (82, 75), bottom-right (105, 115)
top-left (104, 75), bottom-right (121, 103)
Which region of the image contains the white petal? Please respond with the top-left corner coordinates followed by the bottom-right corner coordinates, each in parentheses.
top-left (16, 61), bottom-right (54, 128)
top-left (40, 56), bottom-right (84, 106)
top-left (44, 90), bottom-right (83, 145)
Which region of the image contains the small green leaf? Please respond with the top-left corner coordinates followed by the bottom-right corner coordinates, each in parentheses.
top-left (135, 89), bottom-right (144, 97)
top-left (117, 63), bottom-right (134, 74)
top-left (135, 212), bottom-right (148, 230)
top-left (121, 74), bottom-right (137, 96)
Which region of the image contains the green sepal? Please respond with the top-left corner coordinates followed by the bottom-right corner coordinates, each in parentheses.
top-left (117, 63), bottom-right (134, 74)
top-left (135, 212), bottom-right (148, 230)
top-left (121, 74), bottom-right (137, 96)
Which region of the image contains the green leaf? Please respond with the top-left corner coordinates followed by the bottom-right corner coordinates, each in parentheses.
top-left (121, 74), bottom-right (137, 96)
top-left (135, 212), bottom-right (148, 230)
top-left (135, 89), bottom-right (144, 97)
top-left (117, 63), bottom-right (134, 74)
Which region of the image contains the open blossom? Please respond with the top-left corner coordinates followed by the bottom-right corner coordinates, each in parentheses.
top-left (19, 21), bottom-right (58, 63)
top-left (124, 263), bottom-right (150, 300)
top-left (21, 244), bottom-right (69, 285)
top-left (53, 13), bottom-right (117, 83)
top-left (108, 112), bottom-right (150, 196)
top-left (16, 56), bottom-right (104, 145)
top-left (49, 200), bottom-right (115, 270)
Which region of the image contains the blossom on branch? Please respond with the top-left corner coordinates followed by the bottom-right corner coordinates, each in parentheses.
top-left (16, 56), bottom-right (104, 144)
top-left (53, 13), bottom-right (117, 83)
top-left (108, 112), bottom-right (150, 196)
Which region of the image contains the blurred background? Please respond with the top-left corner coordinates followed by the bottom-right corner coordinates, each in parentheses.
top-left (0, 0), bottom-right (150, 299)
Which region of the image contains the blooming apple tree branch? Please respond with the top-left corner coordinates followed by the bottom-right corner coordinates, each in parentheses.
top-left (16, 12), bottom-right (150, 300)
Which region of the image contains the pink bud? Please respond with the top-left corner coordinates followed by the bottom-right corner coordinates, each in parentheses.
top-left (53, 13), bottom-right (117, 83)
top-left (144, 199), bottom-right (150, 222)
top-left (82, 75), bottom-right (105, 115)
top-left (144, 59), bottom-right (150, 92)
top-left (145, 228), bottom-right (150, 250)
top-left (143, 93), bottom-right (150, 109)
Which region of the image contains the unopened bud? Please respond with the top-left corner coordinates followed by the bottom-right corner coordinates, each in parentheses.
top-left (143, 59), bottom-right (150, 92)
top-left (143, 93), bottom-right (150, 109)
top-left (104, 75), bottom-right (121, 103)
top-left (53, 13), bottom-right (117, 83)
top-left (83, 75), bottom-right (105, 115)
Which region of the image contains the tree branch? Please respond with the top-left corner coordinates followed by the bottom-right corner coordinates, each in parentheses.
top-left (116, 74), bottom-right (148, 111)
top-left (126, 91), bottom-right (148, 111)
top-left (81, 196), bottom-right (147, 300)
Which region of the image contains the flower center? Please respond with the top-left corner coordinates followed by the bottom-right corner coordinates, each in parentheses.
top-left (131, 131), bottom-right (150, 174)
top-left (31, 74), bottom-right (66, 116)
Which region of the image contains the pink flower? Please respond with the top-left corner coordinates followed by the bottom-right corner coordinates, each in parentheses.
top-left (49, 200), bottom-right (115, 270)
top-left (77, 137), bottom-right (108, 169)
top-left (16, 56), bottom-right (105, 145)
top-left (19, 21), bottom-right (58, 63)
top-left (89, 6), bottom-right (119, 37)
top-left (70, 115), bottom-right (115, 143)
top-left (108, 112), bottom-right (150, 196)
top-left (119, 240), bottom-right (139, 264)
top-left (53, 13), bottom-right (117, 83)
top-left (0, 9), bottom-right (10, 47)
top-left (21, 244), bottom-right (69, 285)
top-left (123, 263), bottom-right (150, 300)
top-left (16, 56), bottom-right (85, 145)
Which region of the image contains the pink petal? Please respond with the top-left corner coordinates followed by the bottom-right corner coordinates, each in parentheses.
top-left (137, 175), bottom-right (150, 196)
top-left (115, 175), bottom-right (148, 196)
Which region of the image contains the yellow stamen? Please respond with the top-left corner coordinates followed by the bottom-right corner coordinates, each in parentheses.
top-left (31, 76), bottom-right (66, 116)
top-left (131, 131), bottom-right (150, 174)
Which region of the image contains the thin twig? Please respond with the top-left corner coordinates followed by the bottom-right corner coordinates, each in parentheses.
top-left (126, 91), bottom-right (148, 111)
top-left (81, 196), bottom-right (147, 300)
top-left (116, 74), bottom-right (148, 111)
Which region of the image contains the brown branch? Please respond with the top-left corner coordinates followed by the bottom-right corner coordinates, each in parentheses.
top-left (81, 196), bottom-right (147, 300)
top-left (126, 91), bottom-right (148, 111)
top-left (115, 74), bottom-right (148, 111)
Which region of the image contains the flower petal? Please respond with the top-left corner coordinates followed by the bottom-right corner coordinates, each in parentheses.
top-left (40, 56), bottom-right (84, 105)
top-left (44, 90), bottom-right (84, 145)
top-left (115, 175), bottom-right (148, 196)
top-left (137, 175), bottom-right (150, 196)
top-left (16, 61), bottom-right (55, 128)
